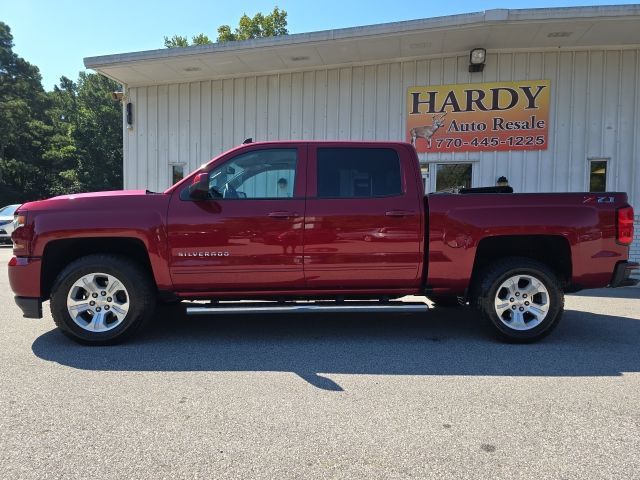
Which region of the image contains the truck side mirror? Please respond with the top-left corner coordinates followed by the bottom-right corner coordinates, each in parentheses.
top-left (188, 172), bottom-right (209, 200)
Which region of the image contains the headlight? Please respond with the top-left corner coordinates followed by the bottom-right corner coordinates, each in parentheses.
top-left (12, 214), bottom-right (29, 255)
top-left (13, 214), bottom-right (26, 230)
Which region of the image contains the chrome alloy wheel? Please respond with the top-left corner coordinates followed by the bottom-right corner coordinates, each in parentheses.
top-left (66, 273), bottom-right (130, 332)
top-left (493, 274), bottom-right (550, 331)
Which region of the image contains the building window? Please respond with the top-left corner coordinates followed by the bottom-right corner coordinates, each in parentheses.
top-left (317, 148), bottom-right (402, 198)
top-left (171, 164), bottom-right (184, 185)
top-left (435, 163), bottom-right (472, 192)
top-left (589, 159), bottom-right (608, 192)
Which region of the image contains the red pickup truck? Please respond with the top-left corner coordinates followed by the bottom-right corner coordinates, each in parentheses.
top-left (8, 141), bottom-right (638, 344)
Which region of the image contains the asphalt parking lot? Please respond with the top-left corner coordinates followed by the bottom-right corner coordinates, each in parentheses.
top-left (1, 245), bottom-right (639, 479)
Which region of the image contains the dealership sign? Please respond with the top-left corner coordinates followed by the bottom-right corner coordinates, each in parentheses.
top-left (407, 80), bottom-right (550, 153)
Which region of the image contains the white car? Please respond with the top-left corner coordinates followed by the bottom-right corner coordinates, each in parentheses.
top-left (0, 204), bottom-right (21, 245)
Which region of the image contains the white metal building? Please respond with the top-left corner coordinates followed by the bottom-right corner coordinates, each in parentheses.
top-left (85, 5), bottom-right (640, 261)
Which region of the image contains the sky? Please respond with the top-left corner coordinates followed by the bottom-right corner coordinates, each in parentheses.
top-left (2, 0), bottom-right (638, 90)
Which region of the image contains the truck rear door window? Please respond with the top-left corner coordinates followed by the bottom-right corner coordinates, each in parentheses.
top-left (317, 148), bottom-right (402, 198)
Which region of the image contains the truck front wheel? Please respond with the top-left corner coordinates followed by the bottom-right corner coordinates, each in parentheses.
top-left (50, 254), bottom-right (156, 345)
top-left (472, 257), bottom-right (564, 343)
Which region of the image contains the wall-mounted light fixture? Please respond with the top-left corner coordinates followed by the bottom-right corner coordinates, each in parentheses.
top-left (469, 48), bottom-right (486, 73)
top-left (126, 102), bottom-right (133, 129)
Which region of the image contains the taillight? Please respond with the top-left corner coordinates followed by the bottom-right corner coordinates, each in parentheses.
top-left (617, 206), bottom-right (634, 245)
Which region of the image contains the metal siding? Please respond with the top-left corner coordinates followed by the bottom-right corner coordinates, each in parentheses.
top-left (278, 73), bottom-right (291, 140)
top-left (363, 65), bottom-right (376, 140)
top-left (313, 69), bottom-right (327, 139)
top-left (168, 84), bottom-right (179, 176)
top-left (375, 64), bottom-right (389, 140)
top-left (303, 71), bottom-right (315, 140)
top-left (338, 68), bottom-right (352, 140)
top-left (554, 52), bottom-right (573, 192)
top-left (570, 52), bottom-right (589, 193)
top-left (618, 51), bottom-right (636, 199)
top-left (189, 82), bottom-right (200, 174)
top-left (222, 78), bottom-right (234, 151)
top-left (349, 66), bottom-right (363, 140)
top-left (157, 84), bottom-right (169, 190)
top-left (147, 85), bottom-right (158, 191)
top-left (178, 83), bottom-right (189, 173)
top-left (135, 87), bottom-right (147, 191)
top-left (326, 69), bottom-right (339, 139)
top-left (256, 76), bottom-right (269, 142)
top-left (122, 88), bottom-right (132, 189)
top-left (291, 72), bottom-right (304, 139)
top-left (245, 76), bottom-right (257, 147)
top-left (200, 80), bottom-right (212, 166)
top-left (233, 77), bottom-right (245, 148)
top-left (122, 49), bottom-right (640, 221)
top-left (211, 80), bottom-right (223, 155)
top-left (604, 52), bottom-right (620, 192)
top-left (389, 63), bottom-right (403, 141)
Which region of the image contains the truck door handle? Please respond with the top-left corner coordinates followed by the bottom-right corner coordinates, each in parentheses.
top-left (385, 210), bottom-right (412, 217)
top-left (268, 211), bottom-right (297, 219)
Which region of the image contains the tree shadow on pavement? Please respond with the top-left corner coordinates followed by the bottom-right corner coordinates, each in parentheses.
top-left (31, 301), bottom-right (640, 390)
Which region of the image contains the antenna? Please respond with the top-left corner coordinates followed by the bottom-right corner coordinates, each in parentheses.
top-left (242, 138), bottom-right (253, 144)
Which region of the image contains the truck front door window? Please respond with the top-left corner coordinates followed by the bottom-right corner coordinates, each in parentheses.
top-left (208, 149), bottom-right (297, 199)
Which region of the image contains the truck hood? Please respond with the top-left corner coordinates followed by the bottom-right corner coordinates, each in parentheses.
top-left (18, 190), bottom-right (156, 212)
top-left (52, 190), bottom-right (150, 200)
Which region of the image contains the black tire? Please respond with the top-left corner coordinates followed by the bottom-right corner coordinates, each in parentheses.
top-left (50, 254), bottom-right (156, 345)
top-left (428, 295), bottom-right (462, 308)
top-left (471, 257), bottom-right (564, 343)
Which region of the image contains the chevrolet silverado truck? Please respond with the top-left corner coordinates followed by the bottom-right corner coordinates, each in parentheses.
top-left (8, 141), bottom-right (639, 344)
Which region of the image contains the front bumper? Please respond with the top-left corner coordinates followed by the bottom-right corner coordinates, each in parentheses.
top-left (609, 261), bottom-right (639, 288)
top-left (8, 255), bottom-right (44, 318)
top-left (8, 254), bottom-right (42, 294)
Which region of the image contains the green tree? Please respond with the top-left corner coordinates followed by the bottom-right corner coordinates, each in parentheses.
top-left (0, 21), bottom-right (124, 205)
top-left (217, 7), bottom-right (288, 42)
top-left (72, 72), bottom-right (123, 192)
top-left (163, 35), bottom-right (189, 48)
top-left (191, 33), bottom-right (213, 45)
top-left (163, 6), bottom-right (287, 48)
top-left (164, 33), bottom-right (214, 48)
top-left (44, 72), bottom-right (123, 194)
top-left (0, 21), bottom-right (52, 203)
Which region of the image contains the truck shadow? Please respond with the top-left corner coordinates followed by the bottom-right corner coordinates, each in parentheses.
top-left (32, 305), bottom-right (640, 390)
top-left (568, 286), bottom-right (640, 299)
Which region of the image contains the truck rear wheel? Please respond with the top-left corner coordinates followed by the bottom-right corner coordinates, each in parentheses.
top-left (472, 257), bottom-right (564, 343)
top-left (50, 254), bottom-right (155, 345)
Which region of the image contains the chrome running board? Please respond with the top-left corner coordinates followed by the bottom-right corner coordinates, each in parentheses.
top-left (185, 301), bottom-right (428, 315)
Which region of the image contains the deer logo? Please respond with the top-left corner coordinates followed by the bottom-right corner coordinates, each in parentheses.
top-left (410, 113), bottom-right (447, 148)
